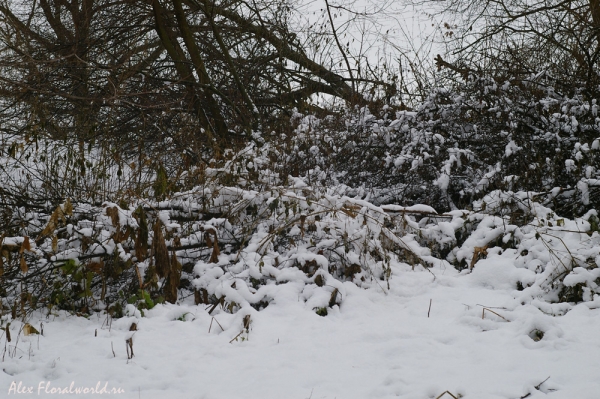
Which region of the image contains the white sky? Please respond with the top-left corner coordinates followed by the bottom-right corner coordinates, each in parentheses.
top-left (290, 0), bottom-right (449, 105)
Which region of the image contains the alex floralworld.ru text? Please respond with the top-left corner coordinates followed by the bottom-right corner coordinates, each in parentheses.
top-left (8, 381), bottom-right (125, 395)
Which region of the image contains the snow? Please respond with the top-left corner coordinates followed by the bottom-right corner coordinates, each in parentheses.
top-left (4, 260), bottom-right (600, 398)
top-left (381, 204), bottom-right (438, 214)
top-left (6, 191), bottom-right (600, 399)
top-left (504, 140), bottom-right (522, 157)
top-left (2, 188), bottom-right (600, 398)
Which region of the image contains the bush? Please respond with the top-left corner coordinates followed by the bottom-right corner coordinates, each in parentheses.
top-left (2, 73), bottom-right (600, 319)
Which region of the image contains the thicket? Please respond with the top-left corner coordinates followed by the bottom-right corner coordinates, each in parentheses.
top-left (2, 71), bottom-right (600, 320)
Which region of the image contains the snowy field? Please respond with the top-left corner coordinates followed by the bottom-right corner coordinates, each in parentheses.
top-left (3, 257), bottom-right (600, 399)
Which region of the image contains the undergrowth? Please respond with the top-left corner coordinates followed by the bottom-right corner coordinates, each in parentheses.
top-left (2, 76), bottom-right (600, 320)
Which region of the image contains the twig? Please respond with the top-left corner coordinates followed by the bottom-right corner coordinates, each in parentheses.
top-left (380, 206), bottom-right (455, 218)
top-left (229, 330), bottom-right (244, 344)
top-left (208, 316), bottom-right (224, 333)
top-left (428, 299), bottom-right (432, 318)
top-left (535, 376), bottom-right (551, 390)
top-left (134, 265), bottom-right (143, 289)
top-left (213, 317), bottom-right (224, 332)
top-left (519, 377), bottom-right (550, 399)
top-left (482, 307), bottom-right (509, 322)
top-left (208, 296), bottom-right (225, 315)
top-left (420, 263), bottom-right (437, 281)
top-left (435, 391), bottom-right (459, 399)
top-left (126, 337), bottom-right (134, 359)
top-left (476, 304), bottom-right (507, 309)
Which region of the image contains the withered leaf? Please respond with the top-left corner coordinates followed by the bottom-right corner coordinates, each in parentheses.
top-left (23, 323), bottom-right (39, 336)
top-left (38, 205), bottom-right (66, 239)
top-left (20, 236), bottom-right (31, 253)
top-left (106, 206), bottom-right (120, 228)
top-left (64, 198), bottom-right (73, 216)
top-left (153, 221), bottom-right (170, 278)
top-left (20, 255), bottom-right (28, 273)
top-left (87, 260), bottom-right (104, 274)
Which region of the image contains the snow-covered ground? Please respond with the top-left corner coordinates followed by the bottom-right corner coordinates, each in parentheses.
top-left (4, 257), bottom-right (600, 399)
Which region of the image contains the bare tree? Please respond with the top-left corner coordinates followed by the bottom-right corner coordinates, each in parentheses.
top-left (0, 0), bottom-right (402, 153)
top-left (429, 0), bottom-right (600, 96)
top-left (0, 0), bottom-right (170, 141)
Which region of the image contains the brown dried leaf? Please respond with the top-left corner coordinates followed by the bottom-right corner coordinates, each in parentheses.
top-left (106, 207), bottom-right (119, 228)
top-left (20, 255), bottom-right (28, 273)
top-left (81, 236), bottom-right (92, 253)
top-left (243, 315), bottom-right (251, 331)
top-left (57, 205), bottom-right (67, 224)
top-left (195, 288), bottom-right (209, 305)
top-left (121, 226), bottom-right (132, 242)
top-left (20, 236), bottom-right (31, 253)
top-left (87, 260), bottom-right (104, 274)
top-left (134, 209), bottom-right (149, 261)
top-left (64, 198), bottom-right (73, 216)
top-left (153, 221), bottom-right (170, 278)
top-left (470, 246), bottom-right (488, 269)
top-left (207, 231), bottom-right (220, 263)
top-left (341, 203), bottom-right (360, 218)
top-left (134, 265), bottom-right (143, 289)
top-left (38, 216), bottom-right (57, 239)
top-left (38, 205), bottom-right (66, 239)
top-left (173, 236), bottom-right (181, 249)
top-left (329, 288), bottom-right (339, 307)
top-left (314, 274), bottom-right (324, 287)
top-left (23, 323), bottom-right (39, 336)
top-left (205, 232), bottom-right (213, 248)
top-left (52, 235), bottom-right (58, 253)
top-left (165, 252), bottom-right (182, 304)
